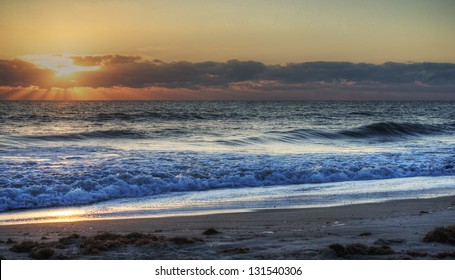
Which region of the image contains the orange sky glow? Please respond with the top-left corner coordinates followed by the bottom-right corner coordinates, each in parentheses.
top-left (0, 0), bottom-right (454, 100)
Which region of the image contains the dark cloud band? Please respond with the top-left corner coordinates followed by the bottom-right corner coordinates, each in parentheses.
top-left (1, 57), bottom-right (454, 90)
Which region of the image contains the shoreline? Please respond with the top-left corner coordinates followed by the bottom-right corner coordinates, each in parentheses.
top-left (1, 195), bottom-right (454, 259)
top-left (2, 175), bottom-right (455, 226)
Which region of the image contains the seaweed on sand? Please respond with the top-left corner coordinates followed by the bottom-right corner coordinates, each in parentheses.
top-left (422, 225), bottom-right (455, 245)
top-left (329, 243), bottom-right (394, 257)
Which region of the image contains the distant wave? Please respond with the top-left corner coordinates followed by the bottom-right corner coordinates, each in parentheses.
top-left (339, 122), bottom-right (451, 138)
top-left (348, 111), bottom-right (375, 116)
top-left (219, 122), bottom-right (455, 146)
top-left (92, 111), bottom-right (247, 121)
top-left (2, 110), bottom-right (248, 123)
top-left (12, 129), bottom-right (147, 141)
top-left (4, 121), bottom-right (454, 144)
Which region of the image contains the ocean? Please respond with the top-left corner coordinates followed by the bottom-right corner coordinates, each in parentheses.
top-left (1, 101), bottom-right (455, 224)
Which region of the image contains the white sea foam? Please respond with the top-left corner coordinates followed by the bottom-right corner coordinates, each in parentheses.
top-left (1, 176), bottom-right (454, 225)
top-left (1, 145), bottom-right (454, 211)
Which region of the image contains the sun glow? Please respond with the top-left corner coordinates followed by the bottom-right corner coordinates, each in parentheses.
top-left (22, 54), bottom-right (100, 76)
top-left (0, 208), bottom-right (88, 225)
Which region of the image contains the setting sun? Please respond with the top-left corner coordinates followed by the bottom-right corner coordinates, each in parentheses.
top-left (22, 54), bottom-right (100, 76)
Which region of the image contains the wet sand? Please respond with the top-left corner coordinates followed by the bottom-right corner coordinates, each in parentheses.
top-left (1, 196), bottom-right (454, 259)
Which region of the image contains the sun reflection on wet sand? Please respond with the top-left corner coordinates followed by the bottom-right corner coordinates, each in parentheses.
top-left (0, 208), bottom-right (88, 225)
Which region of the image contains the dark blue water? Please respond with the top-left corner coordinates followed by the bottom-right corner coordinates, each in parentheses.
top-left (1, 101), bottom-right (455, 212)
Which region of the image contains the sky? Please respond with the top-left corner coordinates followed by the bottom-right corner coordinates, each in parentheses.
top-left (0, 0), bottom-right (454, 100)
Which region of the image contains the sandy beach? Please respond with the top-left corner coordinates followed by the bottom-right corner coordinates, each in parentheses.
top-left (0, 196), bottom-right (454, 260)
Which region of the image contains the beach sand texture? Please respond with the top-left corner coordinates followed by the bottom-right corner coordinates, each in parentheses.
top-left (1, 196), bottom-right (454, 260)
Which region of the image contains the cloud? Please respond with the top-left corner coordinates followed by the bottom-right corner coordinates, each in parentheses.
top-left (263, 61), bottom-right (455, 85)
top-left (0, 59), bottom-right (54, 88)
top-left (71, 55), bottom-right (141, 66)
top-left (1, 56), bottom-right (455, 100)
top-left (73, 58), bottom-right (455, 89)
top-left (72, 59), bottom-right (267, 88)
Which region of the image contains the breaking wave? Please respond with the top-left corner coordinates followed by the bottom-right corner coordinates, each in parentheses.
top-left (1, 148), bottom-right (455, 211)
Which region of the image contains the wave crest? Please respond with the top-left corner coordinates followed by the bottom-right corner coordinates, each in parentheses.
top-left (13, 129), bottom-right (146, 141)
top-left (219, 122), bottom-right (454, 146)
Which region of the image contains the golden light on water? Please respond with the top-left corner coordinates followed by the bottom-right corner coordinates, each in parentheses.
top-left (22, 54), bottom-right (100, 76)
